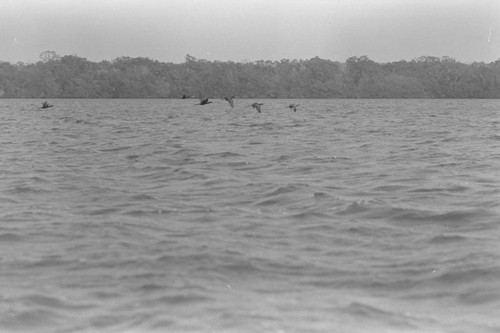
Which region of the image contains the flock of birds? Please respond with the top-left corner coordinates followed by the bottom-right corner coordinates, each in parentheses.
top-left (40, 96), bottom-right (300, 113)
top-left (183, 95), bottom-right (300, 113)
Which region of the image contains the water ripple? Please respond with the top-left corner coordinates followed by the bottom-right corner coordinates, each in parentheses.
top-left (0, 99), bottom-right (499, 332)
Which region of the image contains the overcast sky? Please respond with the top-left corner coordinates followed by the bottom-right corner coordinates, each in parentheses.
top-left (1, 0), bottom-right (499, 64)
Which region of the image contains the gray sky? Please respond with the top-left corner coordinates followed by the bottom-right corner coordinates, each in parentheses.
top-left (1, 0), bottom-right (499, 64)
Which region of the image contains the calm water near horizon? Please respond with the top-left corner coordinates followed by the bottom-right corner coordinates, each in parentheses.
top-left (0, 99), bottom-right (499, 333)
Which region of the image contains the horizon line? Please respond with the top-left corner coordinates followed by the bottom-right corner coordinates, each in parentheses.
top-left (2, 52), bottom-right (499, 66)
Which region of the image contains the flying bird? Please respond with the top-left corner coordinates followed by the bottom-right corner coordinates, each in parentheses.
top-left (251, 103), bottom-right (264, 113)
top-left (41, 101), bottom-right (53, 109)
top-left (197, 98), bottom-right (212, 105)
top-left (223, 96), bottom-right (235, 108)
top-left (288, 104), bottom-right (300, 112)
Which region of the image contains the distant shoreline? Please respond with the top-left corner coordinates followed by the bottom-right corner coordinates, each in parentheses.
top-left (1, 52), bottom-right (499, 99)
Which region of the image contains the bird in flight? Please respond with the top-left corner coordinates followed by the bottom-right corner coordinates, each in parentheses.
top-left (41, 101), bottom-right (53, 109)
top-left (197, 98), bottom-right (212, 105)
top-left (223, 96), bottom-right (235, 108)
top-left (288, 104), bottom-right (300, 112)
top-left (251, 103), bottom-right (264, 113)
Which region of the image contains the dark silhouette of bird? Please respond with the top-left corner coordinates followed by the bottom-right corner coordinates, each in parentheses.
top-left (181, 94), bottom-right (192, 99)
top-left (223, 96), bottom-right (235, 108)
top-left (197, 98), bottom-right (212, 105)
top-left (41, 101), bottom-right (53, 109)
top-left (288, 104), bottom-right (300, 112)
top-left (251, 103), bottom-right (264, 113)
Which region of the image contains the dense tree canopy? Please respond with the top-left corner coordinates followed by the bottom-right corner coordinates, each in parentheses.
top-left (1, 52), bottom-right (499, 98)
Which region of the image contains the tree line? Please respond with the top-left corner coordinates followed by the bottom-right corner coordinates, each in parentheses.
top-left (1, 51), bottom-right (499, 99)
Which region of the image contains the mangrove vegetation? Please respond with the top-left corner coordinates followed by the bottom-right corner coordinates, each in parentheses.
top-left (1, 51), bottom-right (499, 99)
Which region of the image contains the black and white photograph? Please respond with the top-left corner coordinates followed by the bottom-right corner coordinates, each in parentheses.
top-left (1, 0), bottom-right (499, 332)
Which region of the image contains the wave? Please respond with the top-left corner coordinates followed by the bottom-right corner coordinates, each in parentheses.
top-left (428, 234), bottom-right (468, 244)
top-left (334, 200), bottom-right (496, 228)
top-left (341, 301), bottom-right (421, 331)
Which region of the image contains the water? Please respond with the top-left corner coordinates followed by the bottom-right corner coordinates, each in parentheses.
top-left (0, 99), bottom-right (499, 333)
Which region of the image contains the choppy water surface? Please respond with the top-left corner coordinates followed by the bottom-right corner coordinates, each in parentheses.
top-left (0, 99), bottom-right (499, 333)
